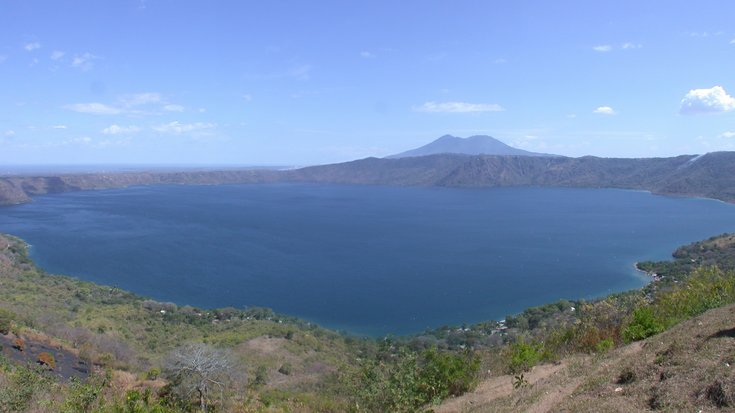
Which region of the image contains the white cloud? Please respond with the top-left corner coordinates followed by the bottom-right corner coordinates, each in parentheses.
top-left (64, 103), bottom-right (122, 115)
top-left (64, 137), bottom-right (92, 145)
top-left (594, 43), bottom-right (642, 52)
top-left (71, 52), bottom-right (97, 71)
top-left (51, 125), bottom-right (67, 129)
top-left (360, 51), bottom-right (376, 59)
top-left (719, 131), bottom-right (735, 138)
top-left (153, 121), bottom-right (216, 134)
top-left (731, 38), bottom-right (735, 44)
top-left (119, 92), bottom-right (161, 107)
top-left (64, 93), bottom-right (186, 117)
top-left (24, 42), bottom-right (40, 51)
top-left (102, 124), bottom-right (141, 135)
top-left (414, 101), bottom-right (505, 113)
top-left (4, 130), bottom-right (15, 137)
top-left (593, 45), bottom-right (612, 52)
top-left (163, 104), bottom-right (185, 112)
top-left (0, 55), bottom-right (6, 63)
top-left (679, 86), bottom-right (735, 115)
top-left (494, 58), bottom-right (507, 64)
top-left (593, 106), bottom-right (616, 115)
top-left (242, 94), bottom-right (252, 102)
top-left (50, 50), bottom-right (65, 60)
top-left (688, 31), bottom-right (722, 38)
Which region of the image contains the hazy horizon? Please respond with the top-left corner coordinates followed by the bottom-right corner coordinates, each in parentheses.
top-left (2, 1), bottom-right (734, 165)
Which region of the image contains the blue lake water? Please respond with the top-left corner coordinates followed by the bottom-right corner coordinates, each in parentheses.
top-left (1, 184), bottom-right (735, 336)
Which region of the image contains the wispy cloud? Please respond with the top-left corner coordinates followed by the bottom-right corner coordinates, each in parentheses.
top-left (119, 92), bottom-right (161, 107)
top-left (242, 94), bottom-right (252, 102)
top-left (687, 31), bottom-right (723, 38)
top-left (65, 93), bottom-right (187, 117)
top-left (0, 55), bottom-right (6, 63)
top-left (593, 106), bottom-right (616, 115)
top-left (594, 43), bottom-right (642, 52)
top-left (414, 101), bottom-right (505, 113)
top-left (163, 104), bottom-right (185, 112)
top-left (102, 124), bottom-right (141, 135)
top-left (4, 130), bottom-right (15, 137)
top-left (731, 38), bottom-right (735, 44)
top-left (680, 86), bottom-right (735, 115)
top-left (24, 42), bottom-right (40, 52)
top-left (494, 58), bottom-right (507, 64)
top-left (50, 50), bottom-right (65, 61)
top-left (360, 51), bottom-right (376, 59)
top-left (153, 121), bottom-right (216, 134)
top-left (64, 103), bottom-right (122, 115)
top-left (719, 131), bottom-right (735, 138)
top-left (63, 137), bottom-right (92, 145)
top-left (71, 52), bottom-right (98, 71)
top-left (50, 125), bottom-right (68, 129)
top-left (621, 42), bottom-right (643, 49)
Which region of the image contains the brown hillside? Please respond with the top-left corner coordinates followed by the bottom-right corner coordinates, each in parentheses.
top-left (436, 303), bottom-right (735, 412)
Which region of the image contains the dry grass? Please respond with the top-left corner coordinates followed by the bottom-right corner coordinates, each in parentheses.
top-left (436, 303), bottom-right (735, 412)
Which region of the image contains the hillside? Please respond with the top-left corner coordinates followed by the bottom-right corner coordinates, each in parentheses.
top-left (386, 135), bottom-right (556, 158)
top-left (3, 152), bottom-right (735, 205)
top-left (436, 302), bottom-right (735, 412)
top-left (0, 232), bottom-right (362, 411)
top-left (286, 152), bottom-right (735, 202)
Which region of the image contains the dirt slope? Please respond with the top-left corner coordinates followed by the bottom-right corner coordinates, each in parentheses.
top-left (436, 303), bottom-right (735, 412)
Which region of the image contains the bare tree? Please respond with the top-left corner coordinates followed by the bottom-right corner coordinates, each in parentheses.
top-left (163, 342), bottom-right (237, 412)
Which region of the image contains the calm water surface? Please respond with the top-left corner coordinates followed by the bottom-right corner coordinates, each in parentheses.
top-left (2, 184), bottom-right (735, 336)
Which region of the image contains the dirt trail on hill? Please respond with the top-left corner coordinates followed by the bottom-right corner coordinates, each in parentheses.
top-left (435, 361), bottom-right (567, 413)
top-left (436, 341), bottom-right (646, 413)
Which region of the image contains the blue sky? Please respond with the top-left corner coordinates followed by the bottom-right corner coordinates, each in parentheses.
top-left (1, 1), bottom-right (734, 165)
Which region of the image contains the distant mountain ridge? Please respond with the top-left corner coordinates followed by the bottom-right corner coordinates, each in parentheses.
top-left (2, 151), bottom-right (735, 205)
top-left (387, 134), bottom-right (557, 158)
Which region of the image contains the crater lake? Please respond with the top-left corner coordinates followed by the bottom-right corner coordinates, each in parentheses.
top-left (2, 183), bottom-right (735, 336)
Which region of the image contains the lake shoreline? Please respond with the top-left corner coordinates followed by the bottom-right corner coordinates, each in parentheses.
top-left (4, 184), bottom-right (734, 336)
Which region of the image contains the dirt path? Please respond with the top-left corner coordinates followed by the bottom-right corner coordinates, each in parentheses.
top-left (434, 362), bottom-right (567, 413)
top-left (524, 376), bottom-right (583, 413)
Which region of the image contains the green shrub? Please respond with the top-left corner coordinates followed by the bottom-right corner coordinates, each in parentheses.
top-left (622, 307), bottom-right (665, 342)
top-left (624, 267), bottom-right (735, 342)
top-left (595, 338), bottom-right (614, 354)
top-left (145, 367), bottom-right (161, 380)
top-left (418, 348), bottom-right (480, 402)
top-left (347, 347), bottom-right (481, 412)
top-left (0, 365), bottom-right (52, 413)
top-left (654, 267), bottom-right (735, 326)
top-left (506, 339), bottom-right (547, 374)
